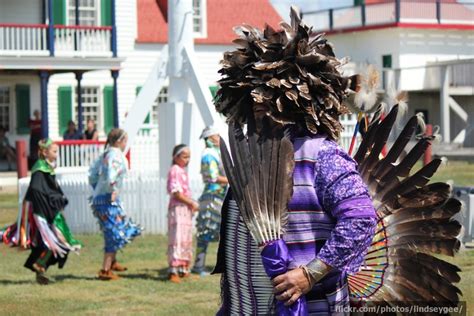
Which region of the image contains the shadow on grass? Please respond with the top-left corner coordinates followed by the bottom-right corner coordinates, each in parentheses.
top-left (118, 267), bottom-right (169, 281)
top-left (0, 279), bottom-right (34, 285)
top-left (55, 274), bottom-right (98, 282)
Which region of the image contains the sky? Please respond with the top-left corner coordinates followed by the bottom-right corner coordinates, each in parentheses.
top-left (270, 0), bottom-right (353, 19)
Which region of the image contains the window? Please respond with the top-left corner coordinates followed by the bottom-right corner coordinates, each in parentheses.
top-left (0, 87), bottom-right (10, 130)
top-left (75, 86), bottom-right (100, 131)
top-left (68, 0), bottom-right (98, 26)
top-left (193, 0), bottom-right (207, 38)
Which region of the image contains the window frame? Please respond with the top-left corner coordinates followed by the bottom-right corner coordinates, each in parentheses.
top-left (193, 0), bottom-right (207, 38)
top-left (66, 0), bottom-right (100, 26)
top-left (0, 86), bottom-right (11, 131)
top-left (74, 85), bottom-right (103, 134)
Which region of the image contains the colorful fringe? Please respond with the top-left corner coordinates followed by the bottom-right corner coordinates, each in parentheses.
top-left (92, 194), bottom-right (142, 253)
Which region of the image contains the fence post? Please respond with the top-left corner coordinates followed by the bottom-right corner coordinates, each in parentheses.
top-left (329, 9), bottom-right (334, 30)
top-left (15, 140), bottom-right (28, 178)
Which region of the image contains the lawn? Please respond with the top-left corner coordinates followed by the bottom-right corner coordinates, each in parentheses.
top-left (424, 160), bottom-right (474, 187)
top-left (1, 159), bottom-right (473, 315)
top-left (1, 193), bottom-right (221, 315)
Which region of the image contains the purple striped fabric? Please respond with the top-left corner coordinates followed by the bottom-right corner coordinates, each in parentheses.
top-left (283, 135), bottom-right (377, 314)
top-left (216, 134), bottom-right (377, 315)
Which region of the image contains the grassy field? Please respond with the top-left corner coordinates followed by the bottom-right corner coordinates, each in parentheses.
top-left (0, 201), bottom-right (221, 315)
top-left (422, 160), bottom-right (474, 187)
top-left (0, 160), bottom-right (473, 315)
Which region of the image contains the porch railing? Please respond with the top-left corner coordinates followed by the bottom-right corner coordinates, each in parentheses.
top-left (55, 138), bottom-right (148, 170)
top-left (302, 0), bottom-right (474, 32)
top-left (0, 24), bottom-right (48, 55)
top-left (56, 140), bottom-right (106, 169)
top-left (0, 23), bottom-right (112, 56)
top-left (54, 25), bottom-right (112, 56)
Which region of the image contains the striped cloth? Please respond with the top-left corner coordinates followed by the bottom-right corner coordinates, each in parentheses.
top-left (216, 135), bottom-right (376, 315)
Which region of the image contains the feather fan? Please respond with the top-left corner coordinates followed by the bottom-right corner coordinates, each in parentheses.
top-left (348, 106), bottom-right (463, 313)
top-left (220, 115), bottom-right (304, 315)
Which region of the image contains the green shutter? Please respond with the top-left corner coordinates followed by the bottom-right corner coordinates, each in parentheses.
top-left (103, 86), bottom-right (114, 134)
top-left (53, 0), bottom-right (66, 25)
top-left (209, 85), bottom-right (219, 103)
top-left (101, 0), bottom-right (112, 26)
top-left (58, 86), bottom-right (72, 136)
top-left (16, 85), bottom-right (30, 134)
top-left (136, 86), bottom-right (151, 124)
top-left (354, 0), bottom-right (364, 6)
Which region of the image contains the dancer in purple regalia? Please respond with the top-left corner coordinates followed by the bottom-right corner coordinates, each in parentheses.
top-left (212, 10), bottom-right (377, 316)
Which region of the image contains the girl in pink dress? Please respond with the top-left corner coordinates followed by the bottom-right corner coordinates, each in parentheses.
top-left (166, 144), bottom-right (199, 283)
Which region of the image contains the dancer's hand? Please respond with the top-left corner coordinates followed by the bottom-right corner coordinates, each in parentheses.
top-left (190, 201), bottom-right (199, 212)
top-left (273, 268), bottom-right (311, 306)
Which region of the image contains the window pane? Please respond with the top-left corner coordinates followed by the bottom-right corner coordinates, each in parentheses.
top-left (68, 0), bottom-right (97, 25)
top-left (75, 86), bottom-right (100, 131)
top-left (0, 87), bottom-right (10, 130)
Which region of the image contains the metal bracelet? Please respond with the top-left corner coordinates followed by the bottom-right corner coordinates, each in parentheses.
top-left (304, 259), bottom-right (332, 286)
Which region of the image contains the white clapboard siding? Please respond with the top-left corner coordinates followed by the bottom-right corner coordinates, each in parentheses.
top-left (18, 171), bottom-right (204, 235)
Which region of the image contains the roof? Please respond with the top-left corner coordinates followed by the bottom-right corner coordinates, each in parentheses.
top-left (136, 0), bottom-right (283, 45)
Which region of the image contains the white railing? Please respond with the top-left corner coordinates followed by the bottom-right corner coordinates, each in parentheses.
top-left (54, 25), bottom-right (112, 56)
top-left (382, 59), bottom-right (474, 91)
top-left (56, 140), bottom-right (106, 169)
top-left (0, 24), bottom-right (112, 56)
top-left (0, 24), bottom-right (48, 55)
top-left (18, 172), bottom-right (204, 235)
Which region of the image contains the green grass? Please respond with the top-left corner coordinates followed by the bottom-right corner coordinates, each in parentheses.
top-left (426, 161), bottom-right (474, 187)
top-left (0, 193), bottom-right (221, 315)
top-left (0, 234), bottom-right (221, 315)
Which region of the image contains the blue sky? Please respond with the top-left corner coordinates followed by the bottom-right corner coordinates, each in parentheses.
top-left (270, 0), bottom-right (353, 19)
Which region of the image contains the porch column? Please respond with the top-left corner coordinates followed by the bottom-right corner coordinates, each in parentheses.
top-left (112, 70), bottom-right (119, 127)
top-left (76, 72), bottom-right (84, 133)
top-left (111, 0), bottom-right (117, 57)
top-left (47, 0), bottom-right (54, 56)
top-left (440, 65), bottom-right (450, 142)
top-left (75, 0), bottom-right (80, 51)
top-left (40, 71), bottom-right (50, 138)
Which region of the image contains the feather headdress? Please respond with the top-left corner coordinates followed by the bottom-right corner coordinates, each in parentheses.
top-left (216, 6), bottom-right (358, 140)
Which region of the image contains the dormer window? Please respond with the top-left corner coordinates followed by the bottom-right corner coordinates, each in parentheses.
top-left (193, 0), bottom-right (207, 38)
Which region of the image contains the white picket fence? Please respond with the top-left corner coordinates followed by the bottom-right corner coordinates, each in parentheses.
top-left (20, 120), bottom-right (359, 235)
top-left (18, 171), bottom-right (204, 235)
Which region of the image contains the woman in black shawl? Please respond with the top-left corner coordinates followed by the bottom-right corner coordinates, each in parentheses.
top-left (2, 139), bottom-right (81, 284)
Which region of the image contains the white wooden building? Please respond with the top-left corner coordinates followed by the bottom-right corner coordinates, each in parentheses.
top-left (0, 0), bottom-right (285, 174)
top-left (303, 0), bottom-right (474, 146)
